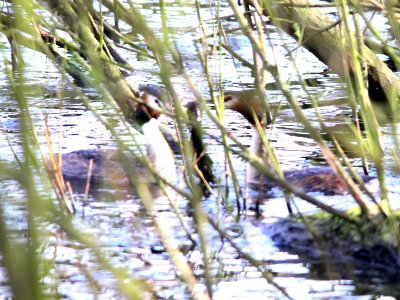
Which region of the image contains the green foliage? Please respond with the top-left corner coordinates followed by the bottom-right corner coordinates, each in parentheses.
top-left (0, 0), bottom-right (400, 298)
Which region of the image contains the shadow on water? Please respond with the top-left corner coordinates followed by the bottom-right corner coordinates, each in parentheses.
top-left (258, 215), bottom-right (400, 299)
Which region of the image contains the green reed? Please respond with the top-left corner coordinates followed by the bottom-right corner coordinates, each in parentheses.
top-left (2, 0), bottom-right (400, 299)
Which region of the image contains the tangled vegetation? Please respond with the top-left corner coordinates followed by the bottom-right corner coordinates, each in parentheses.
top-left (0, 0), bottom-right (400, 298)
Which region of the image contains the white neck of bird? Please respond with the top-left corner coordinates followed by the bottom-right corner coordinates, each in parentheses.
top-left (246, 125), bottom-right (267, 185)
top-left (142, 118), bottom-right (177, 184)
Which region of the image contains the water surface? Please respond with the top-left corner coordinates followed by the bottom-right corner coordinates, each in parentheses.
top-left (0, 1), bottom-right (399, 299)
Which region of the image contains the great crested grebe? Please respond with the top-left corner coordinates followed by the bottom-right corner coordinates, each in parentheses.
top-left (59, 85), bottom-right (177, 189)
top-left (223, 91), bottom-right (376, 195)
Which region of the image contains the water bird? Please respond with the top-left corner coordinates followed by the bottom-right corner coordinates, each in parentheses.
top-left (54, 85), bottom-right (214, 193)
top-left (56, 85), bottom-right (177, 190)
top-left (223, 90), bottom-right (376, 195)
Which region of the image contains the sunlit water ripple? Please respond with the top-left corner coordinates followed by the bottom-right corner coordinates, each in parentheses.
top-left (0, 1), bottom-right (399, 299)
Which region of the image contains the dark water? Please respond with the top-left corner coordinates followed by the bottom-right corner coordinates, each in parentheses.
top-left (0, 1), bottom-right (399, 299)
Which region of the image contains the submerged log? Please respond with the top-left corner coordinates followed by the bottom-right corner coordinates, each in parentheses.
top-left (263, 217), bottom-right (400, 285)
top-left (245, 0), bottom-right (400, 103)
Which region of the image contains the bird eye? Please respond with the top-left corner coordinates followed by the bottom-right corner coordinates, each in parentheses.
top-left (224, 95), bottom-right (233, 102)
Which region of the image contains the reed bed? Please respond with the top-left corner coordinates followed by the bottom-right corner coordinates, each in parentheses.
top-left (0, 0), bottom-right (399, 298)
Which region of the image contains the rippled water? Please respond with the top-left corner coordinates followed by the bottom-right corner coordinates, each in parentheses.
top-left (0, 1), bottom-right (400, 299)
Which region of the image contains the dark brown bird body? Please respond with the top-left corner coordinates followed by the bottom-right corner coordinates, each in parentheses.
top-left (224, 90), bottom-right (376, 195)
